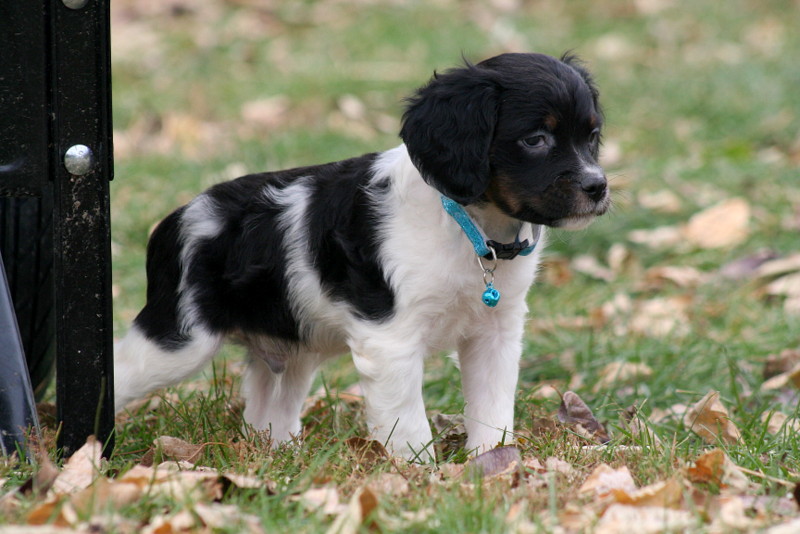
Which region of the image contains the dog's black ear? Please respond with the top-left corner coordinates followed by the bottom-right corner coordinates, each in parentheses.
top-left (400, 64), bottom-right (498, 204)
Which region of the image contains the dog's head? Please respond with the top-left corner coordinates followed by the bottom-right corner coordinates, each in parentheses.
top-left (401, 52), bottom-right (609, 229)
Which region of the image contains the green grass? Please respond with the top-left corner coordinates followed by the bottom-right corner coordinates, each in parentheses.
top-left (3, 0), bottom-right (800, 530)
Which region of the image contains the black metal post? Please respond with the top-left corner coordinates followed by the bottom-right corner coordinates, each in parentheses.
top-left (50, 0), bottom-right (115, 457)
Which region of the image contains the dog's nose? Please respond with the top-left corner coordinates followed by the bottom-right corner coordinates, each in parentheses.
top-left (580, 170), bottom-right (607, 202)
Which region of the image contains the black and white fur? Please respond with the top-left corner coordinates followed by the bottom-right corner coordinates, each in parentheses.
top-left (115, 52), bottom-right (609, 460)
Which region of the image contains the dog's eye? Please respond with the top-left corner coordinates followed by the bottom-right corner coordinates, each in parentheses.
top-left (521, 135), bottom-right (548, 149)
top-left (589, 128), bottom-right (601, 145)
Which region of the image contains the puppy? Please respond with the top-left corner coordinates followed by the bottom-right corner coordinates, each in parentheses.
top-left (114, 52), bottom-right (609, 460)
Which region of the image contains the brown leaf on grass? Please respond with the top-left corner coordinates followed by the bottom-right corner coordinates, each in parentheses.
top-left (21, 452), bottom-right (60, 497)
top-left (578, 464), bottom-right (637, 497)
top-left (761, 362), bottom-right (800, 391)
top-left (719, 249), bottom-right (779, 280)
top-left (466, 446), bottom-right (521, 479)
top-left (68, 477), bottom-right (144, 518)
top-left (764, 349), bottom-right (800, 379)
top-left (594, 503), bottom-right (695, 534)
top-left (597, 293), bottom-right (691, 338)
top-left (344, 437), bottom-right (388, 465)
top-left (627, 225), bottom-right (683, 250)
top-left (366, 472), bottom-right (410, 497)
top-left (26, 498), bottom-right (72, 527)
top-left (638, 189), bottom-right (682, 213)
top-left (557, 391), bottom-right (610, 443)
top-left (761, 411), bottom-right (800, 434)
top-left (142, 510), bottom-right (196, 534)
top-left (708, 495), bottom-right (767, 532)
top-left (118, 462), bottom-right (223, 502)
top-left (432, 413), bottom-right (468, 456)
top-left (755, 253), bottom-right (800, 279)
top-left (193, 502), bottom-right (266, 534)
top-left (683, 197), bottom-right (751, 249)
top-left (641, 265), bottom-right (709, 289)
top-left (683, 391), bottom-right (741, 445)
top-left (153, 435), bottom-right (205, 464)
top-left (52, 436), bottom-right (103, 495)
top-left (686, 449), bottom-right (750, 492)
top-left (610, 478), bottom-right (685, 509)
top-left (629, 296), bottom-right (692, 338)
top-left (325, 486), bottom-right (378, 534)
top-left (545, 456), bottom-right (576, 477)
top-left (592, 361), bottom-right (653, 393)
top-left (571, 254), bottom-right (616, 282)
top-left (620, 405), bottom-right (663, 447)
top-left (296, 486), bottom-right (344, 515)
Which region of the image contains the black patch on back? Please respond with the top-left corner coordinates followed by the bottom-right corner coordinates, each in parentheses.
top-left (304, 154), bottom-right (395, 321)
top-left (134, 207), bottom-right (192, 350)
top-left (188, 172), bottom-right (303, 342)
top-left (162, 154), bottom-right (395, 347)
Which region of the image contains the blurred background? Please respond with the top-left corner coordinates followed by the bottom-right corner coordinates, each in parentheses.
top-left (109, 0), bottom-right (800, 422)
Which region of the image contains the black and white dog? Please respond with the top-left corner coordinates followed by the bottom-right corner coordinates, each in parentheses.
top-left (115, 52), bottom-right (609, 460)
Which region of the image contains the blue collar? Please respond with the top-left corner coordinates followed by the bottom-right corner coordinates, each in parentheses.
top-left (441, 196), bottom-right (540, 260)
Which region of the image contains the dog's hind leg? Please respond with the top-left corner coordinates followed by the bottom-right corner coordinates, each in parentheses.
top-left (241, 351), bottom-right (319, 445)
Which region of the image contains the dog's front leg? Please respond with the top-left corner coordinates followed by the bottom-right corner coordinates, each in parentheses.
top-left (458, 310), bottom-right (526, 454)
top-left (351, 350), bottom-right (433, 462)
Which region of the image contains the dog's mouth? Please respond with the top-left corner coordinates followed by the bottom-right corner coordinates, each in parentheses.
top-left (551, 192), bottom-right (611, 230)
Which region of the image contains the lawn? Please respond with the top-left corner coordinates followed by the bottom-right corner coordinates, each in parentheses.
top-left (2, 0), bottom-right (800, 531)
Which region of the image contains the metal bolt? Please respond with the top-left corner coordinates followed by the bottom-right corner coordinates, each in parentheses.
top-left (63, 0), bottom-right (89, 9)
top-left (64, 145), bottom-right (94, 175)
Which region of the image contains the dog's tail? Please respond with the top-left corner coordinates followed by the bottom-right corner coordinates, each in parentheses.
top-left (114, 207), bottom-right (222, 412)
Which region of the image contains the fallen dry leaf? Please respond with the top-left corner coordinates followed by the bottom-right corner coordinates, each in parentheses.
top-left (592, 361), bottom-right (653, 392)
top-left (641, 265), bottom-right (709, 289)
top-left (118, 462), bottom-right (223, 502)
top-left (755, 253), bottom-right (800, 279)
top-left (683, 197), bottom-right (751, 249)
top-left (545, 456), bottom-right (576, 477)
top-left (719, 249), bottom-right (779, 280)
top-left (572, 254), bottom-right (616, 282)
top-left (610, 478), bottom-right (685, 509)
top-left (683, 391), bottom-right (741, 445)
top-left (325, 486), bottom-right (378, 534)
top-left (52, 437), bottom-right (103, 495)
top-left (578, 464), bottom-right (637, 497)
top-left (637, 189), bottom-right (682, 213)
top-left (557, 391), bottom-right (610, 443)
top-left (68, 477), bottom-right (143, 517)
top-left (620, 405), bottom-right (663, 447)
top-left (763, 349), bottom-right (800, 379)
top-left (193, 502), bottom-right (265, 534)
top-left (629, 296), bottom-right (692, 337)
top-left (594, 503), bottom-right (695, 534)
top-left (627, 225), bottom-right (683, 250)
top-left (598, 293), bottom-right (692, 338)
top-left (152, 435), bottom-right (205, 464)
top-left (366, 472), bottom-right (410, 497)
top-left (761, 411), bottom-right (800, 435)
top-left (771, 518), bottom-right (800, 534)
top-left (466, 446), bottom-right (521, 478)
top-left (142, 509), bottom-right (196, 534)
top-left (686, 449), bottom-right (750, 492)
top-left (708, 495), bottom-right (767, 532)
top-left (296, 485), bottom-right (344, 515)
top-left (345, 437), bottom-right (388, 465)
top-left (760, 362), bottom-right (800, 391)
